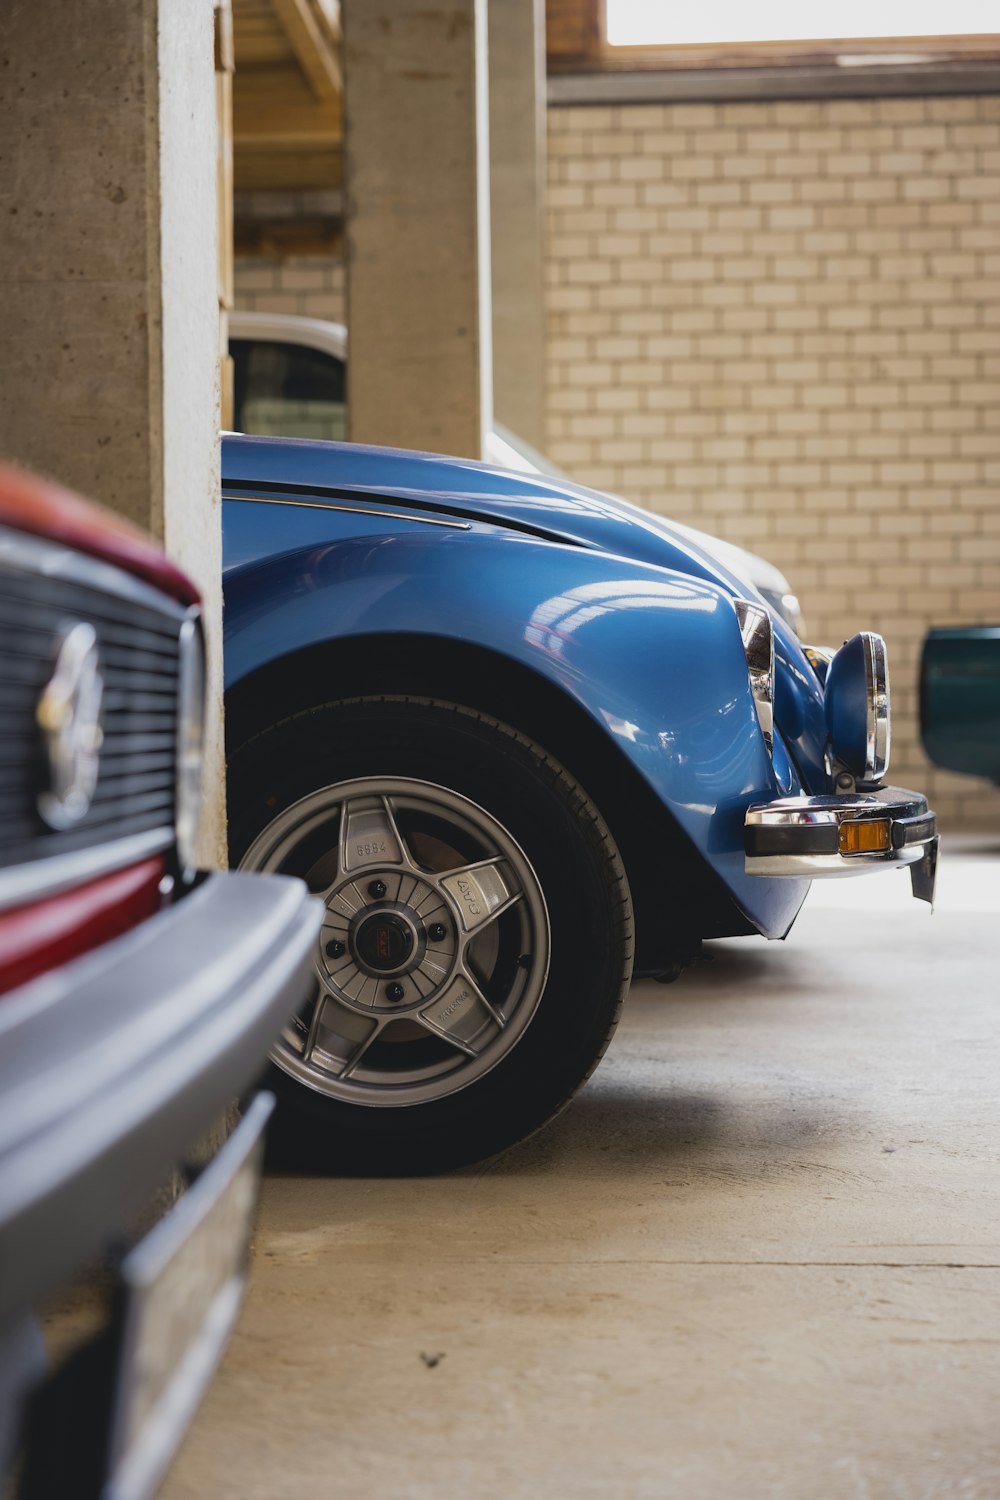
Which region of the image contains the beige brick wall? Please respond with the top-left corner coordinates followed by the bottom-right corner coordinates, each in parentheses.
top-left (546, 95), bottom-right (1000, 830)
top-left (234, 255), bottom-right (346, 323)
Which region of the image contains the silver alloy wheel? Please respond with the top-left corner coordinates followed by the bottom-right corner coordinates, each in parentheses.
top-left (239, 776), bottom-right (551, 1107)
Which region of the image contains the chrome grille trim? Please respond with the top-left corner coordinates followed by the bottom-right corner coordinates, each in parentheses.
top-left (0, 524), bottom-right (185, 911)
top-left (0, 829), bottom-right (174, 913)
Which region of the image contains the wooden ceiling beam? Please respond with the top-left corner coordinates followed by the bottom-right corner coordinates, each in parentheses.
top-left (270, 0), bottom-right (341, 100)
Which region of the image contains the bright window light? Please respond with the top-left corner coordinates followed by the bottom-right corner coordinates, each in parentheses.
top-left (606, 1), bottom-right (999, 47)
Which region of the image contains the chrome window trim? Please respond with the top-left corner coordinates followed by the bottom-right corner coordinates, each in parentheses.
top-left (862, 631), bottom-right (891, 785)
top-left (0, 526), bottom-right (189, 624)
top-left (733, 598), bottom-right (774, 754)
top-left (223, 492), bottom-right (473, 531)
top-left (0, 828), bottom-right (174, 914)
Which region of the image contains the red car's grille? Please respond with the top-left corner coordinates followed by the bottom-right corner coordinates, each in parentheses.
top-left (0, 525), bottom-right (186, 908)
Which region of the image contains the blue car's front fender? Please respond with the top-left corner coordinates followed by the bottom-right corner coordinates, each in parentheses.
top-left (224, 517), bottom-right (809, 937)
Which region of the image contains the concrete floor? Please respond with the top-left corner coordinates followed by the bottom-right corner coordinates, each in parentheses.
top-left (163, 838), bottom-right (1000, 1500)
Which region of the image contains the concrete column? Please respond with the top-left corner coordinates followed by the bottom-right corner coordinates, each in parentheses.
top-left (0, 0), bottom-right (226, 868)
top-left (343, 0), bottom-right (492, 460)
top-left (489, 0), bottom-right (547, 453)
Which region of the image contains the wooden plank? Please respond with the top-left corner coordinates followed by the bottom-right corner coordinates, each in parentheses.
top-left (234, 1), bottom-right (293, 67)
top-left (545, 0), bottom-right (601, 61)
top-left (234, 144), bottom-right (343, 192)
top-left (236, 33), bottom-right (293, 67)
top-left (234, 64), bottom-right (342, 144)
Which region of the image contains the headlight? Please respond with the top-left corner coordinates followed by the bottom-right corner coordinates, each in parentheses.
top-left (175, 609), bottom-right (206, 873)
top-left (824, 631), bottom-right (890, 787)
top-left (734, 598), bottom-right (774, 755)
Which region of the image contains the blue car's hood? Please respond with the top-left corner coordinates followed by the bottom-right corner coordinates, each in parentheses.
top-left (224, 434), bottom-right (769, 609)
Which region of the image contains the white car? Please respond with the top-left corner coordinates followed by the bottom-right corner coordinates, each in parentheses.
top-left (228, 310), bottom-right (804, 635)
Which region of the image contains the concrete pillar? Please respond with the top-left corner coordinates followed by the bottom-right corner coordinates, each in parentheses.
top-left (0, 0), bottom-right (226, 868)
top-left (489, 0), bottom-right (547, 452)
top-left (343, 0), bottom-right (492, 460)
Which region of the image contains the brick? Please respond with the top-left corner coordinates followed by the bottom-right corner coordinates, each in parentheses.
top-left (638, 128), bottom-right (694, 157)
top-left (953, 124), bottom-right (1000, 147)
top-left (877, 99), bottom-right (938, 124)
top-left (957, 174), bottom-right (1000, 200)
top-left (648, 207), bottom-right (711, 231)
top-left (594, 282), bottom-right (644, 309)
top-left (898, 126), bottom-right (950, 151)
top-left (694, 182), bottom-right (743, 205)
top-left (718, 257), bottom-right (768, 282)
top-left (234, 261), bottom-right (276, 292)
top-left (668, 104), bottom-right (718, 129)
top-left (713, 207), bottom-right (764, 230)
top-left (668, 258), bottom-right (715, 282)
top-left (548, 184), bottom-right (588, 209)
top-left (924, 201), bottom-right (978, 226)
top-left (747, 179), bottom-right (795, 205)
top-left (610, 207), bottom-right (659, 231)
top-left (589, 182), bottom-right (638, 209)
top-left (827, 152), bottom-right (874, 176)
top-left (772, 307), bottom-right (822, 331)
top-left (767, 206), bottom-right (817, 229)
top-left (619, 157), bottom-right (663, 181)
top-left (565, 157), bottom-right (613, 183)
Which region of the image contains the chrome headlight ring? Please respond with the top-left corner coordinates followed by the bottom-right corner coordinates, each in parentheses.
top-left (175, 607), bottom-right (206, 873)
top-left (734, 598), bottom-right (775, 756)
top-left (861, 630), bottom-right (891, 785)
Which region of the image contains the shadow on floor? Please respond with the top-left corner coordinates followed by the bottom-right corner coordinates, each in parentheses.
top-left (265, 1073), bottom-right (848, 1191)
top-left (476, 1077), bottom-right (849, 1185)
top-left (632, 938), bottom-right (841, 1006)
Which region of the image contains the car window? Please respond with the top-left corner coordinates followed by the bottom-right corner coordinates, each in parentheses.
top-left (231, 338), bottom-right (346, 442)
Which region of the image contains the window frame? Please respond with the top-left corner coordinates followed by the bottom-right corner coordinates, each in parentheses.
top-left (547, 0), bottom-right (1000, 102)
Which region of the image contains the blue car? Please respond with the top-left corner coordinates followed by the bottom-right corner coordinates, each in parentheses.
top-left (222, 434), bottom-right (938, 1172)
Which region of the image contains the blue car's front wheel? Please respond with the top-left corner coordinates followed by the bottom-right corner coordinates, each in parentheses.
top-left (229, 697), bottom-right (633, 1171)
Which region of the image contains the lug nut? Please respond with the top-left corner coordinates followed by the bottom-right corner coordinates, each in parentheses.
top-left (368, 879), bottom-right (387, 900)
top-left (325, 939), bottom-right (345, 959)
top-left (428, 923), bottom-right (447, 943)
top-left (386, 983), bottom-right (405, 1002)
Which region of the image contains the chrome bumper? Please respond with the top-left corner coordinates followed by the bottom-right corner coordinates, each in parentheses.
top-left (745, 785), bottom-right (939, 904)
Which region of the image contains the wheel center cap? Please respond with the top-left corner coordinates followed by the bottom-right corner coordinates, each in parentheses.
top-left (352, 907), bottom-right (416, 976)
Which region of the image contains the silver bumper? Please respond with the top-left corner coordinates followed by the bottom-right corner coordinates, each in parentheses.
top-left (745, 785), bottom-right (938, 904)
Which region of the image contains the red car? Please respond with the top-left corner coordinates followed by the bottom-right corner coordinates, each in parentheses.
top-left (0, 466), bottom-right (320, 1499)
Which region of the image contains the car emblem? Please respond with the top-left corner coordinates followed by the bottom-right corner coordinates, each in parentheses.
top-left (36, 622), bottom-right (105, 830)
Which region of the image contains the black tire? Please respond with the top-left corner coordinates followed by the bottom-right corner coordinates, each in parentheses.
top-left (229, 696), bottom-right (633, 1172)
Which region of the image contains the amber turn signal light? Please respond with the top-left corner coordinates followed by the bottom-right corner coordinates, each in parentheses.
top-left (838, 818), bottom-right (891, 855)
